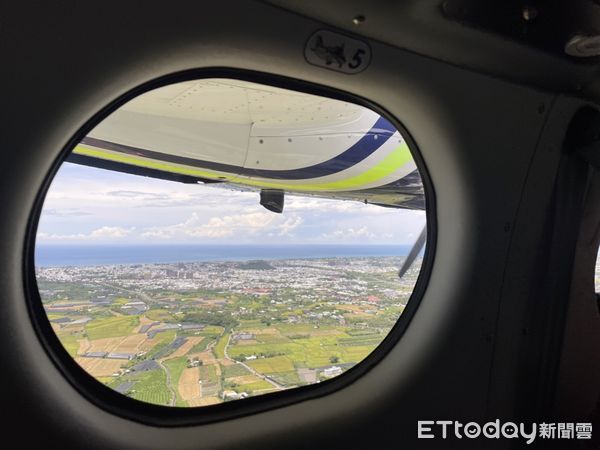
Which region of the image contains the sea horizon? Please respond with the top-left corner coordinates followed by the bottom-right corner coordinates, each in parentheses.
top-left (35, 244), bottom-right (414, 268)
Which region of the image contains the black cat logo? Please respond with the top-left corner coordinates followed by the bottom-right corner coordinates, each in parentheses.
top-left (310, 35), bottom-right (346, 68)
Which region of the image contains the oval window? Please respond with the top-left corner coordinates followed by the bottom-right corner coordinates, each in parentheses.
top-left (33, 78), bottom-right (428, 408)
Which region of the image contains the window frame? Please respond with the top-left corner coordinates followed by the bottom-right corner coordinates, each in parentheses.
top-left (23, 68), bottom-right (437, 426)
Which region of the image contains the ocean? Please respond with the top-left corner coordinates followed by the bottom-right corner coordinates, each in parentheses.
top-left (34, 244), bottom-right (412, 267)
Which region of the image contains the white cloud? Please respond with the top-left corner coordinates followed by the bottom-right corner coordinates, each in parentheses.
top-left (275, 216), bottom-right (303, 236)
top-left (37, 226), bottom-right (134, 241)
top-left (322, 226), bottom-right (376, 241)
top-left (140, 211), bottom-right (278, 241)
top-left (90, 226), bottom-right (135, 239)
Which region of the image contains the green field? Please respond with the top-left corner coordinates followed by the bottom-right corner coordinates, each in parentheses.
top-left (128, 369), bottom-right (171, 406)
top-left (38, 254), bottom-right (415, 407)
top-left (199, 364), bottom-right (218, 384)
top-left (246, 356), bottom-right (295, 373)
top-left (187, 336), bottom-right (215, 354)
top-left (231, 379), bottom-right (273, 393)
top-left (86, 316), bottom-right (139, 340)
top-left (222, 363), bottom-right (251, 378)
top-left (145, 309), bottom-right (175, 322)
top-left (145, 330), bottom-right (176, 359)
top-left (229, 333), bottom-right (371, 368)
top-left (213, 334), bottom-right (228, 359)
top-left (164, 357), bottom-right (188, 407)
top-left (268, 370), bottom-right (301, 386)
top-left (56, 332), bottom-right (80, 357)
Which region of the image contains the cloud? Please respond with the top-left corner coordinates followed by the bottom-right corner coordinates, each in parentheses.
top-left (275, 216), bottom-right (303, 236)
top-left (285, 196), bottom-right (363, 213)
top-left (322, 226), bottom-right (377, 241)
top-left (141, 211), bottom-right (278, 241)
top-left (89, 226), bottom-right (135, 239)
top-left (37, 226), bottom-right (134, 241)
top-left (43, 208), bottom-right (91, 217)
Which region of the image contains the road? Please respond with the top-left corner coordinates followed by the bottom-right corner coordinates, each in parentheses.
top-left (158, 359), bottom-right (176, 406)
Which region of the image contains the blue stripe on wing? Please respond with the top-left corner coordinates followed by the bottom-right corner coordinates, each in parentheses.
top-left (80, 116), bottom-right (397, 181)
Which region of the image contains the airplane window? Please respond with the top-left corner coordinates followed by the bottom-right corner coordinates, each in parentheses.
top-left (596, 253), bottom-right (600, 292)
top-left (33, 78), bottom-right (428, 408)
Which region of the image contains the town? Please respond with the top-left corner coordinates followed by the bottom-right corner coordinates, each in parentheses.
top-left (37, 256), bottom-right (421, 407)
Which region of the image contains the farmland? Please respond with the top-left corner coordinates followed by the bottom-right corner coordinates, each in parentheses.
top-left (37, 255), bottom-right (421, 407)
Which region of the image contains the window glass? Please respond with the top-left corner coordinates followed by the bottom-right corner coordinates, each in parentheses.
top-left (35, 79), bottom-right (427, 407)
top-left (596, 253), bottom-right (600, 292)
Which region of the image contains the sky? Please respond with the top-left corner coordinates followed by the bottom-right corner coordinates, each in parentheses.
top-left (36, 163), bottom-right (426, 246)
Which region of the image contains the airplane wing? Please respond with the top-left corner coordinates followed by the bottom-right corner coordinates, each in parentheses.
top-left (67, 78), bottom-right (425, 211)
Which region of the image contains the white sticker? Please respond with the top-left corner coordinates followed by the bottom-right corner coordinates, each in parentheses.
top-left (305, 30), bottom-right (371, 74)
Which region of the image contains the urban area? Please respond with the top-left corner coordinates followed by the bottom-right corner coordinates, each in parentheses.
top-left (37, 255), bottom-right (421, 407)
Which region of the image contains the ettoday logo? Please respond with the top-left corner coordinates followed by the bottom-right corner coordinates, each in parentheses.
top-left (418, 420), bottom-right (593, 444)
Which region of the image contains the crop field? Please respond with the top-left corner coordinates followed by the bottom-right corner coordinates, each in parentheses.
top-left (199, 364), bottom-right (218, 384)
top-left (144, 330), bottom-right (176, 358)
top-left (56, 332), bottom-right (80, 357)
top-left (83, 337), bottom-right (123, 353)
top-left (187, 337), bottom-right (214, 354)
top-left (246, 356), bottom-right (295, 373)
top-left (178, 367), bottom-right (201, 404)
top-left (145, 309), bottom-right (175, 322)
top-left (213, 334), bottom-right (228, 359)
top-left (228, 378), bottom-right (273, 394)
top-left (222, 363), bottom-right (251, 378)
top-left (128, 368), bottom-right (171, 406)
top-left (164, 357), bottom-right (188, 406)
top-left (169, 336), bottom-right (203, 358)
top-left (113, 334), bottom-right (148, 353)
top-left (75, 357), bottom-right (125, 377)
top-left (270, 370), bottom-right (302, 386)
top-left (86, 316), bottom-right (139, 340)
top-left (38, 254), bottom-right (421, 407)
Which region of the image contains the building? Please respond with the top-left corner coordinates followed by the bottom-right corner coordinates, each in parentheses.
top-left (322, 366), bottom-right (343, 378)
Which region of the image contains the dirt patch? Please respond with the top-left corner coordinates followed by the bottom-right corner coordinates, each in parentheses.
top-left (113, 334), bottom-right (147, 353)
top-left (75, 357), bottom-right (125, 377)
top-left (78, 338), bottom-right (91, 355)
top-left (178, 367), bottom-right (201, 402)
top-left (188, 397), bottom-right (221, 407)
top-left (86, 337), bottom-right (126, 353)
top-left (187, 350), bottom-right (217, 365)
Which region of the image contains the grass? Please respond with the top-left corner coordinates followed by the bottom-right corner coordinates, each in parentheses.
top-left (128, 369), bottom-right (171, 406)
top-left (222, 363), bottom-right (251, 378)
top-left (86, 316), bottom-right (139, 340)
top-left (213, 334), bottom-right (228, 359)
top-left (246, 356), bottom-right (295, 374)
top-left (338, 336), bottom-right (383, 346)
top-left (145, 309), bottom-right (175, 322)
top-left (163, 356), bottom-right (188, 407)
top-left (228, 335), bottom-right (377, 369)
top-left (232, 379), bottom-right (273, 393)
top-left (187, 337), bottom-right (214, 355)
top-left (200, 326), bottom-right (224, 335)
top-left (256, 334), bottom-right (291, 344)
top-left (268, 370), bottom-right (302, 386)
top-left (56, 332), bottom-right (80, 357)
top-left (199, 364), bottom-right (218, 384)
top-left (96, 376), bottom-right (114, 385)
top-left (145, 330), bottom-right (176, 360)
